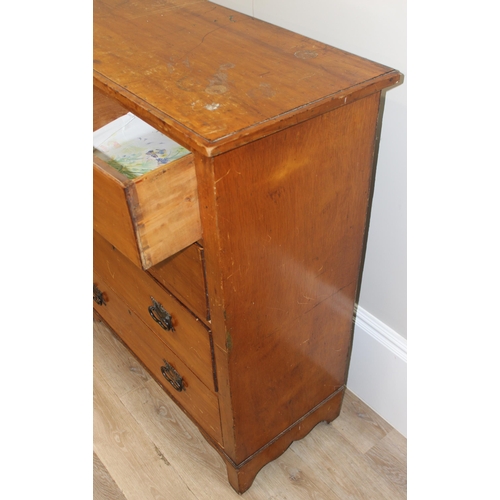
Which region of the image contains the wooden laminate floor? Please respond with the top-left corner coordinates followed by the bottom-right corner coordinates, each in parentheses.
top-left (94, 318), bottom-right (407, 500)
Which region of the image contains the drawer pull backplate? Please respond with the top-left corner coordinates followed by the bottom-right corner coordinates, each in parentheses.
top-left (148, 296), bottom-right (175, 331)
top-left (93, 284), bottom-right (106, 306)
top-left (161, 360), bottom-right (183, 392)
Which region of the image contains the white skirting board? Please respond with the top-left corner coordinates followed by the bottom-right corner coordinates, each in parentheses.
top-left (347, 306), bottom-right (407, 437)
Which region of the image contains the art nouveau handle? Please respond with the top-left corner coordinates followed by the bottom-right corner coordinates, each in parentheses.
top-left (160, 360), bottom-right (183, 392)
top-left (148, 296), bottom-right (175, 331)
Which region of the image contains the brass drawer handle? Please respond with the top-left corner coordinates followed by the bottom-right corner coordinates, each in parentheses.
top-left (148, 296), bottom-right (175, 331)
top-left (93, 284), bottom-right (106, 306)
top-left (160, 360), bottom-right (183, 392)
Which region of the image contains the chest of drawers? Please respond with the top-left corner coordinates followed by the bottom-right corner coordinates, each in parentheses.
top-left (93, 0), bottom-right (402, 492)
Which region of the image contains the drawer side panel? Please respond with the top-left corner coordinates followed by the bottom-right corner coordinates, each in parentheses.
top-left (93, 162), bottom-right (142, 268)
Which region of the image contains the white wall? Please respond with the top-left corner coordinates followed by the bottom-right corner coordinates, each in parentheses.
top-left (212, 0), bottom-right (407, 435)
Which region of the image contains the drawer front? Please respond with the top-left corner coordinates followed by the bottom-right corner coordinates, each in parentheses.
top-left (93, 87), bottom-right (202, 270)
top-left (93, 273), bottom-right (222, 445)
top-left (148, 243), bottom-right (209, 325)
top-left (94, 230), bottom-right (216, 392)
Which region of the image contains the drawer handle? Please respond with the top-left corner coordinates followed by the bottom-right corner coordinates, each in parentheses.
top-left (148, 296), bottom-right (175, 332)
top-left (160, 360), bottom-right (183, 392)
top-left (93, 284), bottom-right (106, 306)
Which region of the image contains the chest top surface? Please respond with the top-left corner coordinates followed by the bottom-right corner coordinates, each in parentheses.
top-left (94, 0), bottom-right (401, 155)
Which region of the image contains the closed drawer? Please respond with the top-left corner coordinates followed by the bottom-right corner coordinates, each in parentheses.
top-left (148, 243), bottom-right (210, 325)
top-left (94, 230), bottom-right (216, 392)
top-left (93, 87), bottom-right (201, 270)
top-left (93, 272), bottom-right (222, 445)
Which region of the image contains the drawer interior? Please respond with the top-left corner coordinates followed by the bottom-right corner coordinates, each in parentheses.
top-left (94, 111), bottom-right (191, 181)
top-left (93, 88), bottom-right (128, 131)
top-left (93, 87), bottom-right (202, 270)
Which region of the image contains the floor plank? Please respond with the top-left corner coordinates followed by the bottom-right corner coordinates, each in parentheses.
top-left (93, 319), bottom-right (406, 499)
top-left (94, 366), bottom-right (198, 500)
top-left (93, 452), bottom-right (127, 500)
top-left (246, 453), bottom-right (343, 500)
top-left (364, 430), bottom-right (407, 494)
top-left (121, 380), bottom-right (236, 499)
top-left (291, 423), bottom-right (404, 499)
top-left (93, 320), bottom-right (151, 397)
top-left (331, 390), bottom-right (394, 454)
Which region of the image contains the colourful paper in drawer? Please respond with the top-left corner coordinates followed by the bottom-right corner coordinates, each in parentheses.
top-left (93, 112), bottom-right (190, 179)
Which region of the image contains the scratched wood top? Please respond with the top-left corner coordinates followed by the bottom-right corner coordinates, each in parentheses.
top-left (94, 0), bottom-right (401, 155)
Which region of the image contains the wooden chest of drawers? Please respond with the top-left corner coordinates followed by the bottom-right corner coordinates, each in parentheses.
top-left (93, 0), bottom-right (402, 493)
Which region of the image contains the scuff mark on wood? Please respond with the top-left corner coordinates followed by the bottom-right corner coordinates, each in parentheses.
top-left (154, 444), bottom-right (171, 466)
top-left (176, 75), bottom-right (200, 91)
top-left (215, 168), bottom-right (231, 184)
top-left (205, 63), bottom-right (235, 95)
top-left (225, 330), bottom-right (233, 352)
top-left (294, 50), bottom-right (318, 60)
top-left (205, 85), bottom-right (227, 95)
top-left (247, 82), bottom-right (276, 100)
top-left (205, 102), bottom-right (220, 111)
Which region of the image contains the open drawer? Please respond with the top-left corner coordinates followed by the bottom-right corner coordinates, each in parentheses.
top-left (93, 89), bottom-right (202, 270)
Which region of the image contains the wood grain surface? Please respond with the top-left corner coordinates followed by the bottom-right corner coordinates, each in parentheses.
top-left (93, 157), bottom-right (143, 268)
top-left (93, 453), bottom-right (127, 500)
top-left (93, 0), bottom-right (402, 155)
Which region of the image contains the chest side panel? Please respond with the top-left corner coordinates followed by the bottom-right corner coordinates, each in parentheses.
top-left (210, 93), bottom-right (381, 461)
